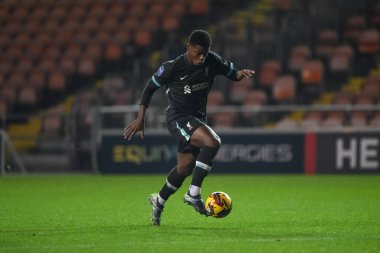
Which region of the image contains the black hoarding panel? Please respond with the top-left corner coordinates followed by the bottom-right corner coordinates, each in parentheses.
top-left (99, 133), bottom-right (304, 174)
top-left (316, 132), bottom-right (380, 173)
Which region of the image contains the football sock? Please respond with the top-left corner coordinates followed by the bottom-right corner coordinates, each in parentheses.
top-left (189, 146), bottom-right (218, 194)
top-left (158, 167), bottom-right (187, 201)
top-left (188, 185), bottom-right (201, 196)
top-left (157, 194), bottom-right (166, 205)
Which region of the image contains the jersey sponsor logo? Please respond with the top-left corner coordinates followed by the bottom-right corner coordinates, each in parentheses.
top-left (155, 65), bottom-right (165, 77)
top-left (184, 85), bottom-right (191, 94)
top-left (183, 82), bottom-right (209, 94)
top-left (180, 75), bottom-right (188, 80)
top-left (192, 82), bottom-right (208, 91)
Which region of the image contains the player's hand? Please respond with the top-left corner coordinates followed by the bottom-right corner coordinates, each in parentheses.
top-left (123, 119), bottom-right (145, 140)
top-left (237, 69), bottom-right (255, 80)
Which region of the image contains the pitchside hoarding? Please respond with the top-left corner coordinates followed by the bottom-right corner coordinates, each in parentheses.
top-left (315, 132), bottom-right (380, 173)
top-left (99, 133), bottom-right (304, 173)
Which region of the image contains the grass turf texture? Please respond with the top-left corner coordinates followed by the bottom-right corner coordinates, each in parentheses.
top-left (0, 175), bottom-right (379, 253)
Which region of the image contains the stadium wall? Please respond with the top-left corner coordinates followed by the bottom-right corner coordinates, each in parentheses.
top-left (98, 131), bottom-right (380, 174)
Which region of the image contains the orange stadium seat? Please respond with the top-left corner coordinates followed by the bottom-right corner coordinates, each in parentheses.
top-left (162, 15), bottom-right (181, 32)
top-left (69, 5), bottom-right (87, 19)
top-left (315, 30), bottom-right (339, 59)
top-left (344, 16), bottom-right (366, 44)
top-left (149, 2), bottom-right (166, 17)
top-left (113, 31), bottom-right (132, 45)
top-left (18, 86), bottom-right (38, 108)
top-left (134, 30), bottom-right (152, 47)
top-left (28, 70), bottom-right (46, 90)
top-left (301, 60), bottom-right (324, 85)
top-left (288, 45), bottom-right (311, 73)
top-left (88, 4), bottom-right (107, 19)
top-left (109, 3), bottom-right (127, 19)
top-left (207, 91), bottom-right (225, 106)
top-left (272, 75), bottom-right (296, 103)
top-left (38, 58), bottom-right (56, 73)
top-left (105, 44), bottom-right (122, 62)
top-left (47, 71), bottom-right (66, 92)
top-left (229, 78), bottom-right (254, 104)
top-left (58, 57), bottom-right (76, 76)
top-left (8, 72), bottom-right (26, 87)
top-left (78, 58), bottom-right (97, 77)
top-left (358, 30), bottom-right (380, 54)
top-left (189, 0), bottom-right (209, 16)
top-left (211, 112), bottom-right (236, 128)
top-left (15, 59), bottom-right (33, 75)
top-left (333, 91), bottom-right (353, 105)
top-left (0, 86), bottom-right (17, 106)
top-left (350, 111), bottom-right (368, 127)
top-left (258, 60), bottom-right (281, 88)
top-left (369, 111), bottom-right (380, 127)
top-left (300, 111), bottom-right (323, 129)
top-left (168, 2), bottom-right (186, 17)
top-left (322, 112), bottom-right (344, 128)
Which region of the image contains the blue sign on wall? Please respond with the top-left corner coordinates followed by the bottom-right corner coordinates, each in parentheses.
top-left (99, 133), bottom-right (304, 174)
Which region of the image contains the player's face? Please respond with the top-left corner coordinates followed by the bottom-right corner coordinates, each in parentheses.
top-left (186, 44), bottom-right (209, 66)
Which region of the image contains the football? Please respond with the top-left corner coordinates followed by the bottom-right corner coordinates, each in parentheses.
top-left (205, 191), bottom-right (232, 218)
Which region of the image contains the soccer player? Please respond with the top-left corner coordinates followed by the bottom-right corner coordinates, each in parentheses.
top-left (123, 30), bottom-right (254, 225)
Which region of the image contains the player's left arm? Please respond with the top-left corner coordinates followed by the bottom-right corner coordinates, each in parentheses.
top-left (211, 52), bottom-right (255, 81)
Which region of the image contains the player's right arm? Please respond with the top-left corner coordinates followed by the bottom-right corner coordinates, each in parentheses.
top-left (123, 63), bottom-right (172, 140)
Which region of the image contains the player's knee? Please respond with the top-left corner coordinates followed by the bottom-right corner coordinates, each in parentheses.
top-left (207, 135), bottom-right (221, 150)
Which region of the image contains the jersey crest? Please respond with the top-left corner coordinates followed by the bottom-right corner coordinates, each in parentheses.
top-left (155, 65), bottom-right (165, 77)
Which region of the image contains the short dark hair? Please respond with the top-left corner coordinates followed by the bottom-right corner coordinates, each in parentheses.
top-left (188, 30), bottom-right (212, 49)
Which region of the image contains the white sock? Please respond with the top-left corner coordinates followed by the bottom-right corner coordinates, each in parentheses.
top-left (189, 185), bottom-right (201, 196)
top-left (157, 194), bottom-right (166, 205)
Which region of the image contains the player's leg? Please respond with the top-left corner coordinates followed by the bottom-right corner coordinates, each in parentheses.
top-left (157, 152), bottom-right (196, 204)
top-left (149, 151), bottom-right (197, 225)
top-left (184, 125), bottom-right (221, 215)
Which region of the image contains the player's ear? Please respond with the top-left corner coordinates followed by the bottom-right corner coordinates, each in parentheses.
top-left (187, 43), bottom-right (191, 50)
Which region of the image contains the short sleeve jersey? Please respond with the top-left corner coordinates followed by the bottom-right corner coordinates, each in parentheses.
top-left (149, 51), bottom-right (239, 122)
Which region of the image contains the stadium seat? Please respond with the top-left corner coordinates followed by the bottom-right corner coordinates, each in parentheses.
top-left (229, 78), bottom-right (254, 104)
top-left (301, 60), bottom-right (324, 100)
top-left (38, 58), bottom-right (56, 73)
top-left (276, 117), bottom-right (298, 129)
top-left (258, 60), bottom-right (281, 88)
top-left (162, 15), bottom-right (181, 32)
top-left (211, 112), bottom-right (236, 128)
top-left (350, 111), bottom-right (368, 127)
top-left (47, 71), bottom-right (66, 92)
top-left (288, 45), bottom-right (311, 74)
top-left (369, 111), bottom-right (380, 127)
top-left (0, 86), bottom-right (17, 106)
top-left (272, 75), bottom-right (296, 103)
top-left (58, 57), bottom-right (76, 76)
top-left (41, 107), bottom-right (64, 137)
top-left (241, 90), bottom-right (268, 126)
top-left (18, 86), bottom-right (38, 108)
top-left (315, 30), bottom-right (339, 59)
top-left (78, 58), bottom-right (96, 77)
top-left (189, 0), bottom-right (209, 16)
top-left (333, 91), bottom-right (353, 105)
top-left (109, 3), bottom-right (127, 19)
top-left (207, 90), bottom-right (225, 106)
top-left (168, 2), bottom-right (186, 17)
top-left (134, 30), bottom-right (152, 47)
top-left (344, 16), bottom-right (366, 45)
top-left (300, 111), bottom-right (323, 129)
top-left (322, 111), bottom-right (345, 128)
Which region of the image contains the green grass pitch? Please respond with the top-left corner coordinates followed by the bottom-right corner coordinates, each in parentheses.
top-left (0, 174), bottom-right (379, 253)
